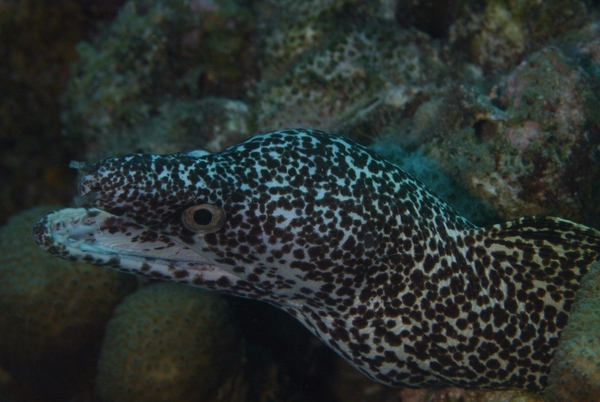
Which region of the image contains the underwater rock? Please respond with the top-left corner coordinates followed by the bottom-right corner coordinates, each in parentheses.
top-left (396, 0), bottom-right (457, 39)
top-left (255, 0), bottom-right (448, 142)
top-left (62, 0), bottom-right (256, 160)
top-left (96, 282), bottom-right (247, 402)
top-left (493, 46), bottom-right (600, 222)
top-left (546, 261), bottom-right (600, 401)
top-left (424, 46), bottom-right (600, 223)
top-left (80, 97), bottom-right (252, 159)
top-left (0, 205), bottom-right (137, 401)
top-left (448, 0), bottom-right (587, 70)
top-left (257, 22), bottom-right (441, 140)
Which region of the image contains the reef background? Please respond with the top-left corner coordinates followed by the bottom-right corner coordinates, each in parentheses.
top-left (1, 0), bottom-right (600, 401)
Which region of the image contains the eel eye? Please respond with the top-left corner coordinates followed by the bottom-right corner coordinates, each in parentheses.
top-left (182, 204), bottom-right (226, 233)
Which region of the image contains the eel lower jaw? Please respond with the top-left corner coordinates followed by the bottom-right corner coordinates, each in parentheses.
top-left (32, 207), bottom-right (239, 285)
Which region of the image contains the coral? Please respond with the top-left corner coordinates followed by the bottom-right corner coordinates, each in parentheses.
top-left (62, 0), bottom-right (256, 159)
top-left (0, 205), bottom-right (137, 401)
top-left (82, 97), bottom-right (252, 160)
top-left (423, 47), bottom-right (600, 223)
top-left (545, 261), bottom-right (600, 401)
top-left (96, 282), bottom-right (247, 402)
top-left (254, 0), bottom-right (474, 142)
top-left (256, 21), bottom-right (444, 139)
top-left (449, 0), bottom-right (588, 70)
top-left (258, 0), bottom-right (397, 80)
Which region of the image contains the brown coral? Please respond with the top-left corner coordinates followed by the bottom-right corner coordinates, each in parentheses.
top-left (96, 282), bottom-right (247, 402)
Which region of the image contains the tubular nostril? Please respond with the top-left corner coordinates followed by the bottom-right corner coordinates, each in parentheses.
top-left (69, 160), bottom-right (98, 174)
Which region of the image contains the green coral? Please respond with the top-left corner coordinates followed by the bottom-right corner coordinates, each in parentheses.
top-left (96, 282), bottom-right (247, 402)
top-left (0, 205), bottom-right (137, 400)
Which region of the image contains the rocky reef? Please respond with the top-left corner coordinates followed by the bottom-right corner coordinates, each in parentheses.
top-left (61, 0), bottom-right (256, 160)
top-left (2, 0), bottom-right (600, 401)
top-left (254, 0), bottom-right (600, 229)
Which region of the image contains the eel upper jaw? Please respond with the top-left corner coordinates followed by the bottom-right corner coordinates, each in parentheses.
top-left (32, 207), bottom-right (240, 285)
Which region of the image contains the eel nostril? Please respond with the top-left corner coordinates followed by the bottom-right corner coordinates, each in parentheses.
top-left (69, 160), bottom-right (98, 174)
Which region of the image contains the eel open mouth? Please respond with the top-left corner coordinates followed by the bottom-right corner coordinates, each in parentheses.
top-left (32, 208), bottom-right (236, 284)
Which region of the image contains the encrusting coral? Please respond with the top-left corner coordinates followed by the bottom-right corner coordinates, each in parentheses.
top-left (448, 0), bottom-right (587, 70)
top-left (425, 46), bottom-right (600, 224)
top-left (257, 23), bottom-right (440, 135)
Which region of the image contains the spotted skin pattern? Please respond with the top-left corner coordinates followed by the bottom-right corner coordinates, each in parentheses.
top-left (33, 129), bottom-right (600, 390)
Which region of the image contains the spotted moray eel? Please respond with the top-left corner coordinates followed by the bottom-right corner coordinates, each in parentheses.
top-left (33, 128), bottom-right (600, 390)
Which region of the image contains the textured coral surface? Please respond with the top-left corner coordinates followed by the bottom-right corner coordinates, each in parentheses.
top-left (96, 282), bottom-right (247, 402)
top-left (61, 0), bottom-right (256, 160)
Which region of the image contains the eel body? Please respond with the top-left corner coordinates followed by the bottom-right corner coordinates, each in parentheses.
top-left (33, 129), bottom-right (600, 390)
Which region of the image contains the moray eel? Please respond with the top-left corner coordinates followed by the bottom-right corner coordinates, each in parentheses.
top-left (33, 128), bottom-right (600, 390)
